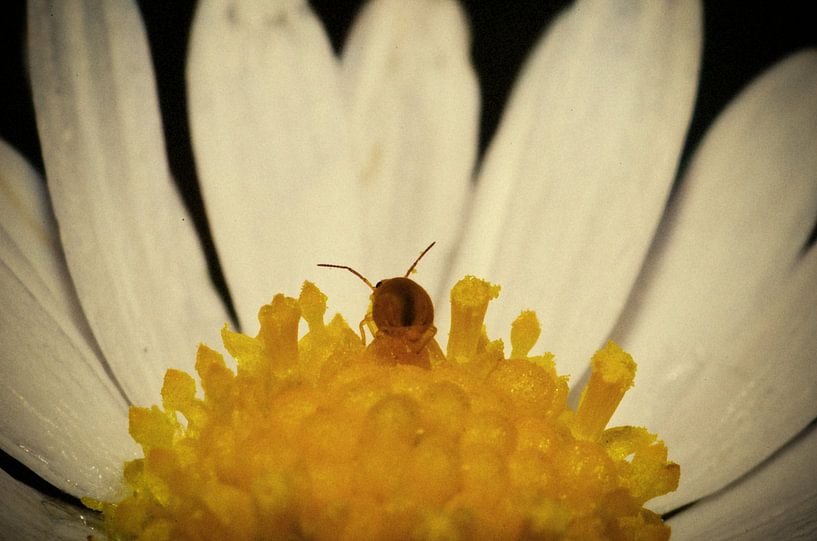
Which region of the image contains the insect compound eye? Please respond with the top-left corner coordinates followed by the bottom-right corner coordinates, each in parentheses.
top-left (375, 280), bottom-right (383, 288)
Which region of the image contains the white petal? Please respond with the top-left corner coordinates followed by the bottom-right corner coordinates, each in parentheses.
top-left (28, 0), bottom-right (229, 405)
top-left (0, 140), bottom-right (65, 304)
top-left (188, 0), bottom-right (365, 327)
top-left (1, 142), bottom-right (135, 498)
top-left (611, 51), bottom-right (817, 507)
top-left (341, 0), bottom-right (479, 299)
top-left (0, 140), bottom-right (102, 359)
top-left (669, 423), bottom-right (817, 540)
top-left (0, 470), bottom-right (100, 541)
top-left (646, 245), bottom-right (817, 512)
top-left (444, 0), bottom-right (702, 373)
top-left (614, 50), bottom-right (817, 375)
top-left (0, 140), bottom-right (133, 494)
top-left (1, 239), bottom-right (138, 499)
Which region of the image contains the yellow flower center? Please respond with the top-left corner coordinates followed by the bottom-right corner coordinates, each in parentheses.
top-left (86, 276), bottom-right (679, 540)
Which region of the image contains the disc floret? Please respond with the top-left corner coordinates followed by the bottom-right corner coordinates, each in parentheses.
top-left (90, 276), bottom-right (679, 540)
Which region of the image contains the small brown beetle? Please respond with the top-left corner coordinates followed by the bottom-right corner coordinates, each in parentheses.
top-left (318, 242), bottom-right (439, 364)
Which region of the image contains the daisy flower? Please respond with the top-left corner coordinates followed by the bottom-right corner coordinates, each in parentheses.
top-left (1, 0), bottom-right (815, 539)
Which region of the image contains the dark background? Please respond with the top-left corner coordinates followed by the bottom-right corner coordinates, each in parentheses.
top-left (0, 0), bottom-right (815, 509)
top-left (3, 1), bottom-right (816, 187)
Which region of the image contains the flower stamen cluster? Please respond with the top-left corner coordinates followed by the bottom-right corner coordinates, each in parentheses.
top-left (87, 276), bottom-right (679, 540)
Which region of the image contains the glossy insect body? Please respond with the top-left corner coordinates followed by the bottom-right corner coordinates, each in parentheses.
top-left (318, 243), bottom-right (441, 368)
top-left (372, 277), bottom-right (434, 332)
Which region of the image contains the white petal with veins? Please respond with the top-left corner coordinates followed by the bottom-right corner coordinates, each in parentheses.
top-left (651, 245), bottom-right (817, 511)
top-left (0, 140), bottom-right (101, 362)
top-left (0, 140), bottom-right (67, 307)
top-left (1, 236), bottom-right (138, 499)
top-left (188, 0), bottom-right (365, 328)
top-left (341, 0), bottom-right (479, 300)
top-left (28, 0), bottom-right (229, 406)
top-left (612, 50), bottom-right (817, 509)
top-left (0, 470), bottom-right (100, 541)
top-left (445, 0), bottom-right (702, 374)
top-left (669, 423), bottom-right (817, 540)
top-left (1, 139), bottom-right (137, 498)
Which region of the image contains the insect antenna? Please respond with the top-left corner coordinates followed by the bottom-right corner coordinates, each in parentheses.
top-left (404, 241), bottom-right (436, 277)
top-left (317, 263), bottom-right (375, 290)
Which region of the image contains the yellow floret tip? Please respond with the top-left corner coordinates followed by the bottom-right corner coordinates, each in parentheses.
top-left (94, 276), bottom-right (679, 540)
top-left (572, 340), bottom-right (637, 442)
